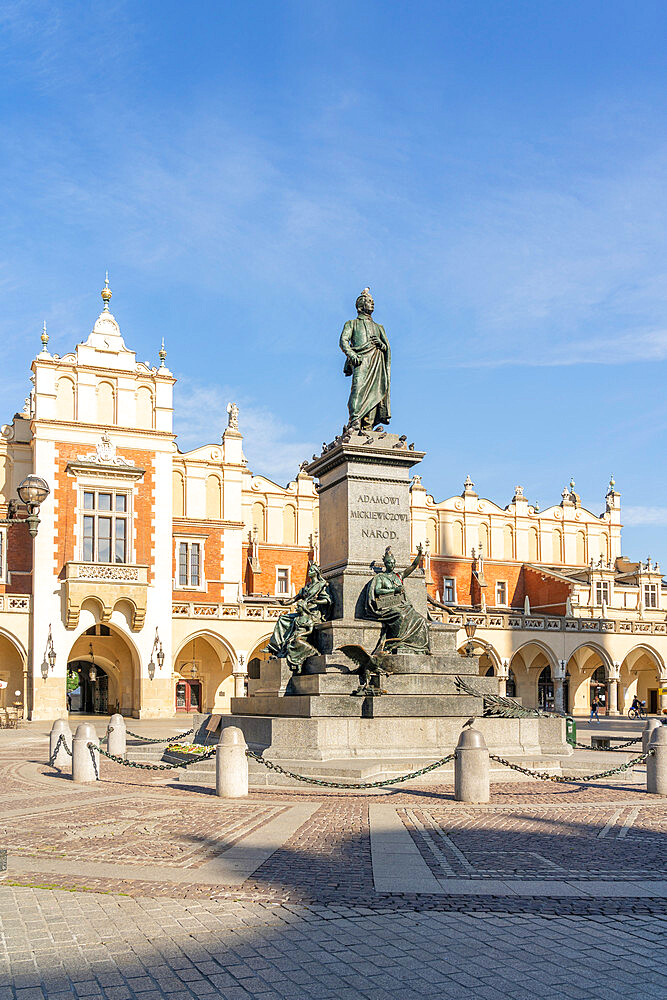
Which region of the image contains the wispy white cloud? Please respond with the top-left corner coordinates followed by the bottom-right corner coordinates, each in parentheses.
top-left (623, 506), bottom-right (667, 527)
top-left (173, 377), bottom-right (316, 485)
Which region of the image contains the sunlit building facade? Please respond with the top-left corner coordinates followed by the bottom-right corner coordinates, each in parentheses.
top-left (1, 283), bottom-right (665, 720)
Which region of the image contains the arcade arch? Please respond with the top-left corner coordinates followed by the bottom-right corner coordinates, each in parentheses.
top-left (0, 631), bottom-right (26, 714)
top-left (66, 623), bottom-right (139, 716)
top-left (174, 632), bottom-right (235, 713)
top-left (509, 642), bottom-right (558, 711)
top-left (618, 645), bottom-right (663, 715)
top-left (566, 643), bottom-right (614, 715)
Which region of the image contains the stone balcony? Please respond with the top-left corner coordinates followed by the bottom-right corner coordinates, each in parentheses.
top-left (64, 561), bottom-right (148, 631)
top-left (428, 607), bottom-right (667, 635)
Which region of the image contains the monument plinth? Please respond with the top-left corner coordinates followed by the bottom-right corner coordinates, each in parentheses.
top-left (305, 428), bottom-right (425, 620)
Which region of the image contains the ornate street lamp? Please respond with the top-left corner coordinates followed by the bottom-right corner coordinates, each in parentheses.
top-left (464, 619), bottom-right (478, 658)
top-left (1, 475), bottom-right (50, 538)
top-left (147, 628), bottom-right (164, 682)
top-left (46, 625), bottom-right (56, 672)
top-left (88, 643), bottom-right (97, 683)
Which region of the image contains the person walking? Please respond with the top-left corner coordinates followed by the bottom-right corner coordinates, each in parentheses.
top-left (590, 694), bottom-right (601, 723)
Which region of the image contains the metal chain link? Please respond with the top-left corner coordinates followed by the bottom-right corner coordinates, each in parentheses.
top-left (245, 749), bottom-right (457, 789)
top-left (572, 735), bottom-right (642, 752)
top-left (90, 742), bottom-right (216, 771)
top-left (488, 748), bottom-right (654, 783)
top-left (48, 733), bottom-right (72, 766)
top-left (88, 744), bottom-right (99, 780)
top-left (123, 727), bottom-right (195, 744)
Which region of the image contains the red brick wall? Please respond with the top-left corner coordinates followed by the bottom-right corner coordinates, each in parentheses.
top-left (243, 544), bottom-right (311, 597)
top-left (430, 556), bottom-right (571, 612)
top-left (3, 519), bottom-right (33, 594)
top-left (172, 521), bottom-right (224, 601)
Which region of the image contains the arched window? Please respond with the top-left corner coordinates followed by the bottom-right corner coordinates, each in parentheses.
top-left (427, 518), bottom-right (438, 554)
top-left (576, 531), bottom-right (587, 565)
top-left (485, 665), bottom-right (494, 677)
top-left (504, 524), bottom-right (514, 559)
top-left (97, 381), bottom-right (115, 425)
top-left (136, 386), bottom-right (154, 429)
top-left (600, 533), bottom-right (610, 561)
top-left (552, 528), bottom-right (563, 563)
top-left (252, 502), bottom-right (265, 542)
top-left (479, 522), bottom-right (490, 557)
top-left (173, 471), bottom-right (185, 517)
top-left (282, 504), bottom-right (296, 545)
top-left (538, 665), bottom-right (553, 711)
top-left (206, 475), bottom-right (222, 520)
top-left (452, 520), bottom-right (464, 556)
top-left (528, 527), bottom-right (539, 562)
top-left (56, 378), bottom-right (75, 420)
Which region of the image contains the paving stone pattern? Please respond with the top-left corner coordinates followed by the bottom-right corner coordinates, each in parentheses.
top-left (1, 731), bottom-right (666, 998)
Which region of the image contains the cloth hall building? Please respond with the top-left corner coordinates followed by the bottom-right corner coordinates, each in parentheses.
top-left (1, 283), bottom-right (666, 721)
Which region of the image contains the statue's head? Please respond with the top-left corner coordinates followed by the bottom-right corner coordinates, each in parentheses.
top-left (355, 287), bottom-right (374, 316)
top-left (382, 546), bottom-right (396, 572)
top-left (307, 562), bottom-right (319, 580)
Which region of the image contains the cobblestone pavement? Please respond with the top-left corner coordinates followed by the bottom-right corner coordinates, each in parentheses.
top-left (0, 727), bottom-right (666, 998)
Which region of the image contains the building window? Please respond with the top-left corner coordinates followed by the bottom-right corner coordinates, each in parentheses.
top-left (495, 581), bottom-right (508, 606)
top-left (644, 583), bottom-right (659, 609)
top-left (595, 581), bottom-right (610, 606)
top-left (276, 567), bottom-right (290, 595)
top-left (443, 577), bottom-right (456, 604)
top-left (81, 490), bottom-right (129, 563)
top-left (0, 527), bottom-right (6, 583)
top-left (177, 540), bottom-right (202, 588)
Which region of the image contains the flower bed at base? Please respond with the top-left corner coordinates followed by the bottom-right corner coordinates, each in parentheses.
top-left (166, 743), bottom-right (210, 755)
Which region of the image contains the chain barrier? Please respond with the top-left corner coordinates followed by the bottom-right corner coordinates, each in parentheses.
top-left (48, 733), bottom-right (72, 766)
top-left (123, 728), bottom-right (195, 744)
top-left (572, 735), bottom-right (642, 752)
top-left (89, 742), bottom-right (216, 771)
top-left (488, 748), bottom-right (654, 784)
top-left (244, 749), bottom-right (457, 789)
top-left (88, 744), bottom-right (99, 780)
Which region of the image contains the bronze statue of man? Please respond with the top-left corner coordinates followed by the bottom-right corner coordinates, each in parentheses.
top-left (340, 288), bottom-right (391, 430)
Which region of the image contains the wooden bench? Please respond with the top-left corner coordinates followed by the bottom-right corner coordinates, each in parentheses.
top-left (591, 734), bottom-right (637, 750)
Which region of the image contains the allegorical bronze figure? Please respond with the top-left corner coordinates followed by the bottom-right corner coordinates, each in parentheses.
top-left (340, 287), bottom-right (391, 430)
top-left (265, 563), bottom-right (332, 672)
top-left (365, 545), bottom-right (430, 654)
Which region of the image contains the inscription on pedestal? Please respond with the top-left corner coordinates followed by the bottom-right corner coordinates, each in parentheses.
top-left (350, 492), bottom-right (409, 543)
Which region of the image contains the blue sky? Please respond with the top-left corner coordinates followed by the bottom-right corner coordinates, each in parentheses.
top-left (3, 1), bottom-right (667, 561)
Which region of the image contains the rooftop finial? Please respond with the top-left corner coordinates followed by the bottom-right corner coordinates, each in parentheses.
top-left (569, 477), bottom-right (575, 492)
top-left (101, 271), bottom-right (112, 312)
top-left (609, 473), bottom-right (615, 491)
top-left (158, 338), bottom-right (167, 367)
top-left (40, 320), bottom-right (49, 352)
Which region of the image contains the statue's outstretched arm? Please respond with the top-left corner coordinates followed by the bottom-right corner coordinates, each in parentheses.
top-left (402, 543), bottom-right (424, 579)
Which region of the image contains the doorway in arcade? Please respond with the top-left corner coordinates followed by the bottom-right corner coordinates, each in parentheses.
top-left (65, 624), bottom-right (138, 716)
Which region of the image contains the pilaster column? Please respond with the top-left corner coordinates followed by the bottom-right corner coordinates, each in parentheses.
top-left (497, 659), bottom-right (509, 697)
top-left (233, 650), bottom-right (248, 698)
top-left (608, 662), bottom-right (621, 716)
top-left (554, 660), bottom-right (567, 715)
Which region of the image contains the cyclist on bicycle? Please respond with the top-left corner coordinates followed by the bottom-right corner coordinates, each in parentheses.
top-left (631, 695), bottom-right (641, 713)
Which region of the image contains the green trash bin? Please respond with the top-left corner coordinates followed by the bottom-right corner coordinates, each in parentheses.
top-left (566, 716), bottom-right (576, 747)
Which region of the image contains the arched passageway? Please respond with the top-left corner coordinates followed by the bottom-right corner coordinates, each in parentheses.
top-left (0, 632), bottom-right (25, 717)
top-left (66, 624), bottom-right (139, 716)
top-left (174, 634), bottom-right (234, 713)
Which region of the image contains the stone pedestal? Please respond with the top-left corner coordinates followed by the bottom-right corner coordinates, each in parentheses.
top-left (305, 428), bottom-right (426, 619)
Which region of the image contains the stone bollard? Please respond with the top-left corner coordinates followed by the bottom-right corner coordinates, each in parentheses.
top-left (216, 726), bottom-right (248, 798)
top-left (49, 719), bottom-right (72, 767)
top-left (455, 727), bottom-right (490, 803)
top-left (647, 725), bottom-right (667, 796)
top-left (72, 723), bottom-right (100, 783)
top-left (107, 713), bottom-right (126, 757)
top-left (642, 718), bottom-right (661, 754)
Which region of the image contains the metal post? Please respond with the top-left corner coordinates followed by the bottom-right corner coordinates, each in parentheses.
top-left (455, 727), bottom-right (489, 803)
top-left (72, 722), bottom-right (99, 783)
top-left (647, 725), bottom-right (667, 796)
top-left (216, 726), bottom-right (248, 798)
top-left (107, 713), bottom-right (126, 757)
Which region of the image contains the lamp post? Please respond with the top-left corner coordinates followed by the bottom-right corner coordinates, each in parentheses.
top-left (464, 619), bottom-right (478, 658)
top-left (1, 475), bottom-right (50, 538)
top-left (46, 625), bottom-right (56, 672)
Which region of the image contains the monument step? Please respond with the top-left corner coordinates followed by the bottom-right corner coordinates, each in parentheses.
top-left (291, 671), bottom-right (499, 697)
top-left (231, 693), bottom-right (484, 718)
top-left (303, 652), bottom-right (481, 676)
